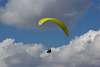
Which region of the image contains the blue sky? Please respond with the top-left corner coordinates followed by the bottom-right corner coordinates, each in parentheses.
top-left (0, 0), bottom-right (100, 48)
top-left (0, 0), bottom-right (100, 67)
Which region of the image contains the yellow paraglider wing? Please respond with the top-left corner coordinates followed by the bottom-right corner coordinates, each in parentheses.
top-left (38, 18), bottom-right (69, 37)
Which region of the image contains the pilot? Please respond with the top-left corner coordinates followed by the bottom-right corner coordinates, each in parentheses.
top-left (47, 49), bottom-right (51, 53)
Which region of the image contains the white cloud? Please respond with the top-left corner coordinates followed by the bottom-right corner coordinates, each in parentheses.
top-left (0, 38), bottom-right (45, 67)
top-left (0, 30), bottom-right (100, 67)
top-left (0, 0), bottom-right (92, 29)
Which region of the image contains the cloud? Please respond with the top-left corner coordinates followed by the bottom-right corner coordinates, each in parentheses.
top-left (0, 0), bottom-right (92, 29)
top-left (0, 30), bottom-right (100, 67)
top-left (0, 38), bottom-right (45, 67)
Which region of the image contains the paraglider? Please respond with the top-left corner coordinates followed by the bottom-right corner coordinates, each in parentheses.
top-left (38, 18), bottom-right (69, 53)
top-left (38, 18), bottom-right (69, 37)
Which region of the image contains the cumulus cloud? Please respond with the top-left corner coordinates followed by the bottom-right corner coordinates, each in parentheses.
top-left (0, 38), bottom-right (45, 67)
top-left (0, 30), bottom-right (100, 67)
top-left (0, 0), bottom-right (92, 29)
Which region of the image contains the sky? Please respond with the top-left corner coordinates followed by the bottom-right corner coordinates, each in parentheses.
top-left (0, 0), bottom-right (100, 67)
